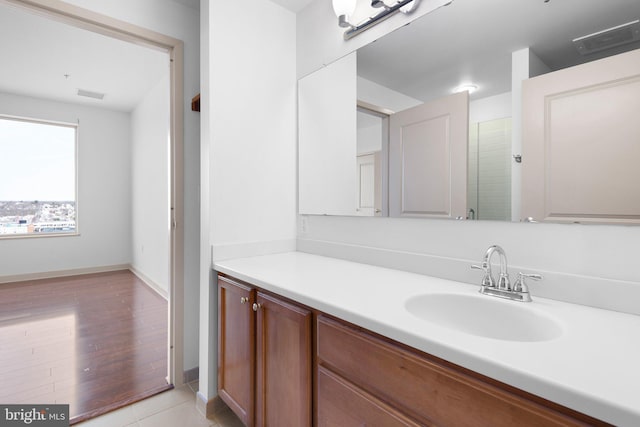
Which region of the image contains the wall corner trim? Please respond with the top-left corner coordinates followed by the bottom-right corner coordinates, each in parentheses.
top-left (196, 391), bottom-right (225, 420)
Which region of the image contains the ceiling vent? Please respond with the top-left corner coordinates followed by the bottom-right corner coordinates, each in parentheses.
top-left (573, 20), bottom-right (640, 55)
top-left (77, 89), bottom-right (105, 100)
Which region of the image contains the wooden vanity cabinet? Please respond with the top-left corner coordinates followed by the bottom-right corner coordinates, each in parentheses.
top-left (218, 276), bottom-right (255, 425)
top-left (255, 292), bottom-right (312, 426)
top-left (219, 273), bottom-right (609, 426)
top-left (316, 315), bottom-right (609, 427)
top-left (217, 275), bottom-right (312, 427)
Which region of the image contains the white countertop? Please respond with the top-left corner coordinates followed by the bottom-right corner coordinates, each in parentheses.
top-left (214, 251), bottom-right (640, 426)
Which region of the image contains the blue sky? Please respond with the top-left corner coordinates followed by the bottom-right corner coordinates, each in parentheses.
top-left (0, 117), bottom-right (76, 201)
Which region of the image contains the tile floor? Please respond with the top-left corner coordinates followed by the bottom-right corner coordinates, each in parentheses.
top-left (76, 381), bottom-right (243, 427)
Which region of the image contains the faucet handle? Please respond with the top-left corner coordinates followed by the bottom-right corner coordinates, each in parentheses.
top-left (513, 272), bottom-right (543, 293)
top-left (471, 263), bottom-right (494, 288)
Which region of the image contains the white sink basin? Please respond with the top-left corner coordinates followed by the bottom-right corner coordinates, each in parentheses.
top-left (405, 293), bottom-right (563, 342)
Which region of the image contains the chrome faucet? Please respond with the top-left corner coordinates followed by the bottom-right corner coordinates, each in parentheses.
top-left (471, 245), bottom-right (542, 302)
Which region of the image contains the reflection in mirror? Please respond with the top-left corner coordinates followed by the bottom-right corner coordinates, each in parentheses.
top-left (468, 118), bottom-right (512, 221)
top-left (354, 0), bottom-right (640, 222)
top-left (298, 0), bottom-right (640, 221)
top-left (356, 105), bottom-right (388, 216)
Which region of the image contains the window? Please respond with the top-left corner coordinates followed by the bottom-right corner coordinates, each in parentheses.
top-left (0, 115), bottom-right (77, 237)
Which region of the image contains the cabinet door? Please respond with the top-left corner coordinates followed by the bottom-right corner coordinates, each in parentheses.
top-left (255, 292), bottom-right (312, 427)
top-left (218, 276), bottom-right (255, 426)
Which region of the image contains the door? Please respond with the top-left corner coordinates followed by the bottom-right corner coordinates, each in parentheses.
top-left (522, 48), bottom-right (640, 224)
top-left (255, 292), bottom-right (312, 427)
top-left (356, 153), bottom-right (382, 216)
top-left (218, 277), bottom-right (255, 426)
top-left (389, 91), bottom-right (468, 218)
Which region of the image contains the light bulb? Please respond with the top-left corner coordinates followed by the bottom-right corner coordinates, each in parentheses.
top-left (453, 84), bottom-right (478, 94)
top-left (400, 0), bottom-right (419, 14)
top-left (332, 0), bottom-right (357, 19)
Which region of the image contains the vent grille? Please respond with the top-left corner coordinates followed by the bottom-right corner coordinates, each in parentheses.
top-left (573, 20), bottom-right (640, 55)
top-left (77, 89), bottom-right (105, 100)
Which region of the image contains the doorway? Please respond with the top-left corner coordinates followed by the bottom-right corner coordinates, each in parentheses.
top-left (0, 0), bottom-right (185, 409)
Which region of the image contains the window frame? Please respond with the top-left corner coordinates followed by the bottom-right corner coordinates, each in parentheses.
top-left (0, 114), bottom-right (79, 239)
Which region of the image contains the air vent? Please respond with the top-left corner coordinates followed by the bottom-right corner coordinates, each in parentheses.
top-left (573, 20), bottom-right (640, 55)
top-left (77, 89), bottom-right (105, 100)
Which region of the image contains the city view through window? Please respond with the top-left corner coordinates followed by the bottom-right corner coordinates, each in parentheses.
top-left (0, 116), bottom-right (77, 236)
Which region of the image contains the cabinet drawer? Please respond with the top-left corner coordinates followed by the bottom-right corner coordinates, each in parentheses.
top-left (317, 315), bottom-right (605, 427)
top-left (318, 365), bottom-right (423, 427)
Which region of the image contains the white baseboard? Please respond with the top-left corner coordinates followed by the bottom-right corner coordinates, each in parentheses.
top-left (196, 392), bottom-right (226, 420)
top-left (129, 265), bottom-right (169, 300)
top-left (183, 367), bottom-right (199, 384)
top-left (0, 264), bottom-right (130, 284)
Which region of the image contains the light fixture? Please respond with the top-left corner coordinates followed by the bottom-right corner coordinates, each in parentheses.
top-left (371, 0), bottom-right (389, 9)
top-left (332, 0), bottom-right (357, 28)
top-left (453, 84), bottom-right (478, 94)
top-left (334, 0), bottom-right (453, 40)
top-left (400, 0), bottom-right (421, 14)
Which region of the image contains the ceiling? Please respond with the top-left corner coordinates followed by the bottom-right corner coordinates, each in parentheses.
top-left (0, 0), bottom-right (306, 113)
top-left (357, 0), bottom-right (640, 104)
top-left (4, 0), bottom-right (636, 114)
top-left (269, 0), bottom-right (315, 13)
top-left (0, 2), bottom-right (169, 112)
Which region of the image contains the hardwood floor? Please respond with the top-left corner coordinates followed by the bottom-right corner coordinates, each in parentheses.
top-left (0, 270), bottom-right (170, 424)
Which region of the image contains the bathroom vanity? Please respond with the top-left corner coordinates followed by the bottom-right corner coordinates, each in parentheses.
top-left (215, 252), bottom-right (640, 427)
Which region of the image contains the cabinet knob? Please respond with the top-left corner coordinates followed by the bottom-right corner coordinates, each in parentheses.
top-left (252, 303), bottom-right (261, 312)
top-left (240, 297), bottom-right (249, 304)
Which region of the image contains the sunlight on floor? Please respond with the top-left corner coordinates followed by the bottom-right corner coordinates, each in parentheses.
top-left (0, 313), bottom-right (77, 406)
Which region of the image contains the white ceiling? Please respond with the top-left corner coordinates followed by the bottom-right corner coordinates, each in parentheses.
top-left (358, 0), bottom-right (640, 104)
top-left (4, 0), bottom-right (637, 114)
top-left (0, 2), bottom-right (169, 112)
top-left (269, 0), bottom-right (315, 13)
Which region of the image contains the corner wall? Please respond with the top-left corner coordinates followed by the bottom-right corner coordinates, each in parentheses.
top-left (200, 0), bottom-right (297, 402)
top-left (131, 72), bottom-right (171, 296)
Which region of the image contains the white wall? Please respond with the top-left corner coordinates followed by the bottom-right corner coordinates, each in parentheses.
top-left (469, 92), bottom-right (511, 124)
top-left (207, 1), bottom-right (297, 260)
top-left (357, 113), bottom-right (382, 155)
top-left (297, 0), bottom-right (640, 315)
top-left (54, 0), bottom-right (201, 372)
top-left (131, 73), bottom-right (171, 295)
top-left (511, 48), bottom-right (550, 221)
top-left (299, 52), bottom-right (357, 216)
top-left (357, 76), bottom-right (422, 112)
top-left (297, 0), bottom-right (454, 78)
top-left (200, 0), bottom-right (297, 401)
top-left (0, 92), bottom-right (131, 276)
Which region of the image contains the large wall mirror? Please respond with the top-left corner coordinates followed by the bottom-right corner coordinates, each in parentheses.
top-left (298, 0), bottom-right (640, 223)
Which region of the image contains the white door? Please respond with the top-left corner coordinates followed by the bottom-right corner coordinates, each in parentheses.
top-left (522, 48), bottom-right (640, 224)
top-left (356, 153), bottom-right (382, 216)
top-left (389, 91), bottom-right (468, 218)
